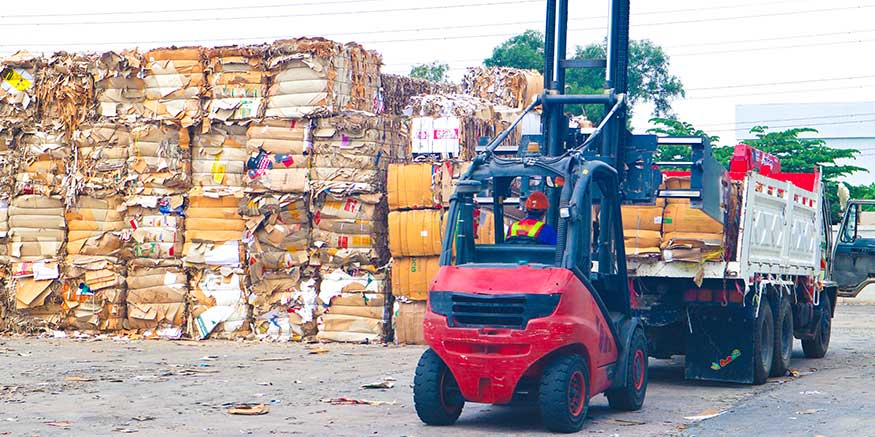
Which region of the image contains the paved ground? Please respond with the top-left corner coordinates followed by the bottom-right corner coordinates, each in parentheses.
top-left (0, 305), bottom-right (871, 436)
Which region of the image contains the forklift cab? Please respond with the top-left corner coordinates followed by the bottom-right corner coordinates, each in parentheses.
top-left (833, 199), bottom-right (875, 297)
top-left (441, 155), bottom-right (631, 317)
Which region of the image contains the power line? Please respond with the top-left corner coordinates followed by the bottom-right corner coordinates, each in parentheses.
top-left (686, 75), bottom-right (875, 92)
top-left (0, 0), bottom-right (543, 26)
top-left (673, 37), bottom-right (875, 57)
top-left (0, 0), bottom-right (388, 18)
top-left (693, 112), bottom-right (875, 129)
top-left (664, 28), bottom-right (875, 49)
top-left (707, 117), bottom-right (875, 134)
top-left (687, 83), bottom-right (875, 100)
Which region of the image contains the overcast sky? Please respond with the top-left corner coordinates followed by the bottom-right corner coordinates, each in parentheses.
top-left (3, 0), bottom-right (875, 150)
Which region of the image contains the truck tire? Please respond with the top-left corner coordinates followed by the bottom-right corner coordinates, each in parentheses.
top-left (606, 327), bottom-right (648, 411)
top-left (538, 354), bottom-right (589, 433)
top-left (413, 348), bottom-right (464, 426)
top-left (802, 296), bottom-right (831, 358)
top-left (752, 299), bottom-right (774, 385)
top-left (770, 296), bottom-right (793, 377)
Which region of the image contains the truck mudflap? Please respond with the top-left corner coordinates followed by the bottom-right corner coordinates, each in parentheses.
top-left (685, 305), bottom-right (756, 384)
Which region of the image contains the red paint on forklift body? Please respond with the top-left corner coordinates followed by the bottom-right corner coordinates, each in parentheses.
top-left (424, 265), bottom-right (619, 405)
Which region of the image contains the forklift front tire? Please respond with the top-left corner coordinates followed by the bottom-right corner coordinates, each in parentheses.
top-left (538, 354), bottom-right (589, 433)
top-left (413, 348), bottom-right (465, 426)
top-left (606, 327), bottom-right (648, 410)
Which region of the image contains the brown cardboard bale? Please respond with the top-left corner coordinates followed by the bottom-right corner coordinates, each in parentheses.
top-left (128, 123), bottom-right (191, 195)
top-left (6, 261), bottom-right (63, 332)
top-left (65, 195), bottom-right (126, 257)
top-left (123, 195), bottom-right (185, 261)
top-left (240, 193), bottom-right (310, 280)
top-left (192, 123), bottom-right (247, 196)
top-left (250, 272), bottom-right (318, 341)
top-left (7, 195), bottom-right (65, 262)
top-left (310, 192), bottom-right (387, 267)
top-left (379, 73), bottom-right (460, 116)
top-left (89, 50), bottom-right (145, 121)
top-left (621, 205), bottom-right (664, 232)
top-left (408, 94), bottom-right (496, 160)
top-left (461, 66), bottom-right (543, 109)
top-left (394, 301), bottom-right (426, 345)
top-left (205, 45), bottom-right (267, 121)
top-left (14, 130), bottom-right (69, 197)
top-left (391, 256), bottom-right (439, 301)
top-left (265, 38), bottom-right (381, 118)
top-left (125, 265), bottom-right (187, 334)
top-left (663, 204), bottom-right (723, 235)
top-left (183, 194), bottom-right (245, 267)
top-left (316, 267), bottom-right (386, 343)
top-left (72, 124), bottom-right (131, 196)
top-left (388, 210), bottom-right (443, 257)
top-left (142, 47), bottom-right (206, 127)
top-left (61, 256), bottom-right (126, 331)
top-left (623, 229), bottom-right (662, 250)
top-left (37, 52), bottom-right (95, 134)
top-left (387, 163), bottom-right (439, 211)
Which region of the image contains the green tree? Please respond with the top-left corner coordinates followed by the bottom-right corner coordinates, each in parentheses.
top-left (409, 61), bottom-right (450, 82)
top-left (484, 32), bottom-right (684, 123)
top-left (739, 126), bottom-right (864, 223)
top-left (484, 30), bottom-right (544, 72)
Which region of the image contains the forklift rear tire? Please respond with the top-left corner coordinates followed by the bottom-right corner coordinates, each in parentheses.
top-left (802, 296), bottom-right (831, 359)
top-left (538, 354), bottom-right (589, 433)
top-left (770, 296), bottom-right (793, 377)
top-left (606, 327), bottom-right (648, 410)
top-left (752, 299), bottom-right (774, 385)
top-left (413, 348), bottom-right (465, 426)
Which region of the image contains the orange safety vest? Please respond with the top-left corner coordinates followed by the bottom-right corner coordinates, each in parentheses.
top-left (508, 218), bottom-right (545, 238)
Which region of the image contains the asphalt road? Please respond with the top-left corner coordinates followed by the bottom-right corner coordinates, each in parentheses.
top-left (0, 304), bottom-right (871, 436)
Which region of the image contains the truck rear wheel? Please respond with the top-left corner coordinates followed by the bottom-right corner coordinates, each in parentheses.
top-left (802, 296), bottom-right (831, 358)
top-left (413, 348), bottom-right (464, 426)
top-left (538, 354), bottom-right (589, 433)
top-left (752, 300), bottom-right (774, 385)
top-left (606, 327), bottom-right (648, 410)
top-left (770, 296), bottom-right (793, 377)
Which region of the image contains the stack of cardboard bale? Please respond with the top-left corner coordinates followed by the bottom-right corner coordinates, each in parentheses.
top-left (89, 50), bottom-right (145, 121)
top-left (265, 38), bottom-right (381, 118)
top-left (143, 47), bottom-right (205, 128)
top-left (387, 163), bottom-right (443, 345)
top-left (124, 123), bottom-right (190, 338)
top-left (205, 46), bottom-right (267, 123)
top-left (7, 129), bottom-right (68, 331)
top-left (379, 74), bottom-right (460, 116)
top-left (61, 124), bottom-right (130, 331)
top-left (37, 52), bottom-right (94, 135)
top-left (621, 205), bottom-right (664, 258)
top-left (311, 112), bottom-right (406, 343)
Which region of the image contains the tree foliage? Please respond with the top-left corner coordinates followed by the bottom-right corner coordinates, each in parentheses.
top-left (484, 30), bottom-right (545, 72)
top-left (485, 32), bottom-right (683, 122)
top-left (409, 61), bottom-right (450, 82)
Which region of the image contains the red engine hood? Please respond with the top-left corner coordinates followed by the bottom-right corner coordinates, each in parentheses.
top-left (430, 265), bottom-right (577, 295)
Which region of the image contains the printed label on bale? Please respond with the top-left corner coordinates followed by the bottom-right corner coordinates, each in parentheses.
top-left (1, 67), bottom-right (33, 92)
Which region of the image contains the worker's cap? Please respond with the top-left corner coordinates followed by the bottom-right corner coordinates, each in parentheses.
top-left (525, 191), bottom-right (549, 211)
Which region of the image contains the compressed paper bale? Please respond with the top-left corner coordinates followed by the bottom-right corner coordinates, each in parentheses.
top-left (624, 229), bottom-right (662, 249)
top-left (72, 124), bottom-right (131, 195)
top-left (125, 265), bottom-right (187, 332)
top-left (407, 94), bottom-right (498, 159)
top-left (88, 50), bottom-right (145, 120)
top-left (391, 256), bottom-right (439, 301)
top-left (65, 195), bottom-right (126, 256)
top-left (123, 195), bottom-right (185, 260)
top-left (183, 195), bottom-right (245, 266)
top-left (128, 123), bottom-right (191, 195)
top-left (393, 301), bottom-right (427, 345)
top-left (205, 45), bottom-right (267, 121)
top-left (317, 268), bottom-right (387, 343)
top-left (378, 73), bottom-right (460, 116)
top-left (37, 52), bottom-right (95, 134)
top-left (251, 274), bottom-right (318, 341)
top-left (621, 205), bottom-right (664, 232)
top-left (192, 123), bottom-right (248, 195)
top-left (61, 256), bottom-right (126, 331)
top-left (265, 38), bottom-right (381, 118)
top-left (142, 47), bottom-right (206, 127)
top-left (388, 210), bottom-right (443, 257)
top-left (461, 66), bottom-right (544, 109)
top-left (0, 51), bottom-right (41, 127)
top-left (7, 195), bottom-right (65, 262)
top-left (387, 163), bottom-right (439, 211)
top-left (14, 130), bottom-right (69, 197)
top-left (662, 204), bottom-right (723, 235)
top-left (188, 268), bottom-right (250, 339)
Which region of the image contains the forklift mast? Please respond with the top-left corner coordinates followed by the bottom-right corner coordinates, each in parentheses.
top-left (533, 0), bottom-right (725, 223)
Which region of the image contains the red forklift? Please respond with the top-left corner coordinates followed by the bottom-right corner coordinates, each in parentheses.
top-left (413, 0), bottom-right (726, 432)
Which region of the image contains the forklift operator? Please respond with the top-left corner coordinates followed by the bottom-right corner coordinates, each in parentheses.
top-left (507, 191), bottom-right (558, 245)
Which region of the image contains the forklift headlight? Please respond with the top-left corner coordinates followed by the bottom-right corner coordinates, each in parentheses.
top-left (559, 207), bottom-right (571, 219)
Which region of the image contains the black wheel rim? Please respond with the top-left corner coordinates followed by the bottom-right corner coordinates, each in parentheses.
top-left (633, 349), bottom-right (646, 391)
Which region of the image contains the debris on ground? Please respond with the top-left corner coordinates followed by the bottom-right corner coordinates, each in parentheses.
top-left (361, 379), bottom-right (395, 389)
top-left (684, 408), bottom-right (727, 421)
top-left (320, 397), bottom-right (395, 406)
top-left (228, 403), bottom-right (270, 416)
